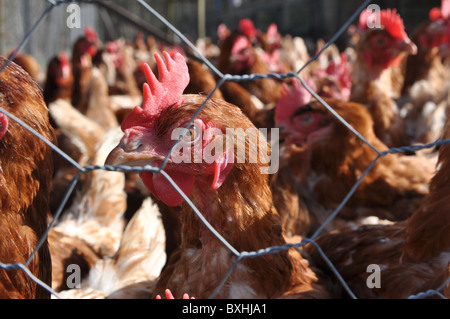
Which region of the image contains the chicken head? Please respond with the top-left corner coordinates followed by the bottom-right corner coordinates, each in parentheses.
top-left (106, 52), bottom-right (234, 207)
top-left (274, 78), bottom-right (332, 145)
top-left (356, 8), bottom-right (417, 75)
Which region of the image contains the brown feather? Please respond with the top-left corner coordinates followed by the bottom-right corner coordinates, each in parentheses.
top-left (0, 56), bottom-right (55, 298)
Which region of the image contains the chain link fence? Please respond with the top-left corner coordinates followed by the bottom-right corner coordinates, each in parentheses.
top-left (0, 0), bottom-right (448, 299)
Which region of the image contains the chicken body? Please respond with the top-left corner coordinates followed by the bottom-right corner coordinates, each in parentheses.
top-left (12, 53), bottom-right (41, 84)
top-left (399, 4), bottom-right (450, 145)
top-left (108, 94), bottom-right (332, 299)
top-left (184, 59), bottom-right (224, 101)
top-left (71, 27), bottom-right (100, 109)
top-left (0, 57), bottom-right (55, 298)
top-left (43, 52), bottom-right (106, 216)
top-left (50, 126), bottom-right (166, 298)
top-left (305, 115), bottom-right (450, 299)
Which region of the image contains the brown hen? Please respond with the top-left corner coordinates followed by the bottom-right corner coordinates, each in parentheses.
top-left (350, 8), bottom-right (417, 148)
top-left (0, 56), bottom-right (55, 298)
top-left (106, 52), bottom-right (334, 299)
top-left (278, 95), bottom-right (436, 227)
top-left (305, 114), bottom-right (450, 299)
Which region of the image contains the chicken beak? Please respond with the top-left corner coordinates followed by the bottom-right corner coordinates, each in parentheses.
top-left (105, 145), bottom-right (131, 166)
top-left (105, 144), bottom-right (166, 167)
top-left (398, 38), bottom-right (417, 55)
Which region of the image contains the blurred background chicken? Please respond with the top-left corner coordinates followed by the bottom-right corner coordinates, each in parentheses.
top-left (350, 8), bottom-right (417, 148)
top-left (217, 19), bottom-right (285, 105)
top-left (305, 112), bottom-right (450, 299)
top-left (10, 51), bottom-right (42, 84)
top-left (399, 2), bottom-right (450, 145)
top-left (275, 80), bottom-right (436, 232)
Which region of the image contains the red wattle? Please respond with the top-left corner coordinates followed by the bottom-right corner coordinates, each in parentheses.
top-left (140, 171), bottom-right (195, 207)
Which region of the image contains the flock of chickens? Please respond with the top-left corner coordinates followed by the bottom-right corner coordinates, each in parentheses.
top-left (0, 1), bottom-right (449, 299)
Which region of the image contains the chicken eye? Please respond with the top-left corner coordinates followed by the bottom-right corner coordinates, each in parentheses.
top-left (180, 124), bottom-right (200, 143)
top-left (373, 36), bottom-right (387, 47)
top-left (295, 113), bottom-right (314, 127)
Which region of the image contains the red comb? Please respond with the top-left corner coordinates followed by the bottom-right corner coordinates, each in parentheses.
top-left (217, 23), bottom-right (230, 41)
top-left (58, 51), bottom-right (68, 63)
top-left (239, 18), bottom-right (256, 39)
top-left (275, 78), bottom-right (315, 126)
top-left (267, 23), bottom-right (278, 38)
top-left (84, 27), bottom-right (98, 43)
top-left (231, 35), bottom-right (251, 55)
top-left (380, 9), bottom-right (408, 40)
top-left (430, 0), bottom-right (450, 20)
top-left (358, 8), bottom-right (408, 40)
top-left (58, 51), bottom-right (71, 77)
top-left (328, 53), bottom-right (351, 85)
top-left (121, 51), bottom-right (189, 130)
top-left (358, 9), bottom-right (372, 30)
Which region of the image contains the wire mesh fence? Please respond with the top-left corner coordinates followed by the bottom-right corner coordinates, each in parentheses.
top-left (0, 0), bottom-right (448, 299)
